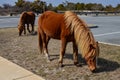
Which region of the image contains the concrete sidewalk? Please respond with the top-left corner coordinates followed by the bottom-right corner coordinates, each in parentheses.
top-left (0, 56), bottom-right (45, 80)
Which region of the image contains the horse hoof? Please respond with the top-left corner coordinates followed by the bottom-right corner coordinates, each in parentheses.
top-left (76, 64), bottom-right (82, 67)
top-left (61, 64), bottom-right (64, 67)
top-left (31, 31), bottom-right (37, 35)
top-left (91, 69), bottom-right (97, 73)
top-left (74, 62), bottom-right (82, 67)
top-left (58, 63), bottom-right (64, 67)
top-left (47, 59), bottom-right (51, 62)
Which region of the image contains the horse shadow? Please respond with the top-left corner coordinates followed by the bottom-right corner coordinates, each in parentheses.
top-left (21, 31), bottom-right (37, 36)
top-left (30, 31), bottom-right (37, 36)
top-left (97, 58), bottom-right (120, 73)
top-left (50, 53), bottom-right (120, 73)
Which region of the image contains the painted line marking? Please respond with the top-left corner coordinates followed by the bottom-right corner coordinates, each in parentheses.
top-left (94, 31), bottom-right (120, 37)
top-left (99, 41), bottom-right (120, 47)
top-left (94, 31), bottom-right (120, 46)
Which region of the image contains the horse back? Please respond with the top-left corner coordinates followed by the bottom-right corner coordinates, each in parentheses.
top-left (38, 11), bottom-right (65, 39)
top-left (26, 12), bottom-right (35, 23)
top-left (20, 11), bottom-right (35, 24)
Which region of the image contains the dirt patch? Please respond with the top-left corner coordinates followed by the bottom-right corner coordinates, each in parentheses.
top-left (0, 27), bottom-right (120, 80)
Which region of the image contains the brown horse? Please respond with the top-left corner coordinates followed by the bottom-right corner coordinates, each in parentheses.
top-left (38, 11), bottom-right (99, 72)
top-left (18, 11), bottom-right (35, 36)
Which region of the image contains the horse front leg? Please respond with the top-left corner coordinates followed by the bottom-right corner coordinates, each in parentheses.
top-left (73, 41), bottom-right (82, 67)
top-left (23, 26), bottom-right (26, 35)
top-left (73, 41), bottom-right (79, 66)
top-left (58, 38), bottom-right (67, 67)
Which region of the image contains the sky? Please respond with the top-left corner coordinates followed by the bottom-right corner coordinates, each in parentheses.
top-left (0, 0), bottom-right (120, 7)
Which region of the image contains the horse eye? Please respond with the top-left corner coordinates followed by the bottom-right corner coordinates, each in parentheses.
top-left (89, 59), bottom-right (92, 64)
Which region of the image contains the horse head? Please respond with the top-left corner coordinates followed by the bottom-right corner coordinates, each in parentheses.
top-left (85, 42), bottom-right (99, 72)
top-left (18, 24), bottom-right (24, 36)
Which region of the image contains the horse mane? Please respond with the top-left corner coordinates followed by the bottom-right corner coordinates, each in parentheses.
top-left (64, 11), bottom-right (98, 58)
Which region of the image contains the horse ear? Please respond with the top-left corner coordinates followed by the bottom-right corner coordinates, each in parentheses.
top-left (90, 43), bottom-right (96, 49)
top-left (96, 41), bottom-right (98, 45)
top-left (90, 41), bottom-right (99, 49)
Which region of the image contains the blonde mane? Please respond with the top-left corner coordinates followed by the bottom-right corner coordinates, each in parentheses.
top-left (64, 11), bottom-right (97, 57)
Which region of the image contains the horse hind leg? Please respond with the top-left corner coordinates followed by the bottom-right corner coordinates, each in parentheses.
top-left (45, 36), bottom-right (50, 61)
top-left (31, 23), bottom-right (34, 32)
top-left (27, 24), bottom-right (31, 33)
top-left (42, 35), bottom-right (50, 62)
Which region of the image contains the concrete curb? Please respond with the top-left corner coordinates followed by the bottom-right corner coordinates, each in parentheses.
top-left (0, 56), bottom-right (45, 80)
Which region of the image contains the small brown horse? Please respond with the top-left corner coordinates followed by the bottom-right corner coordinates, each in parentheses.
top-left (38, 11), bottom-right (99, 72)
top-left (18, 11), bottom-right (35, 36)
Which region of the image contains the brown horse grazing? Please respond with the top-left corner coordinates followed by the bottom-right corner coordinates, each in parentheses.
top-left (38, 11), bottom-right (99, 72)
top-left (18, 11), bottom-right (35, 36)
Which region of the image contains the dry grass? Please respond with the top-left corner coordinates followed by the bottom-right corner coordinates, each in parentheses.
top-left (0, 27), bottom-right (120, 80)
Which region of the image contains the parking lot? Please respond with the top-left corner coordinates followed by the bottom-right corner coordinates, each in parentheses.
top-left (0, 15), bottom-right (120, 46)
top-left (81, 16), bottom-right (120, 46)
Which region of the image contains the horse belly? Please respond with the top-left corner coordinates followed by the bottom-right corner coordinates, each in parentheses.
top-left (44, 25), bottom-right (61, 39)
top-left (42, 17), bottom-right (62, 39)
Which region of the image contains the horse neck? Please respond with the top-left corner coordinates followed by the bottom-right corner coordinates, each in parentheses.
top-left (64, 11), bottom-right (96, 57)
top-left (75, 26), bottom-right (94, 57)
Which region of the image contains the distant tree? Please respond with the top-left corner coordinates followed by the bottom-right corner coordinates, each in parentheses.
top-left (31, 0), bottom-right (47, 13)
top-left (15, 0), bottom-right (32, 12)
top-left (13, 0), bottom-right (117, 13)
top-left (57, 4), bottom-right (66, 10)
top-left (15, 0), bottom-right (25, 7)
top-left (85, 3), bottom-right (94, 10)
top-left (115, 4), bottom-right (120, 11)
top-left (40, 1), bottom-right (47, 12)
top-left (31, 0), bottom-right (41, 13)
top-left (91, 4), bottom-right (104, 11)
top-left (47, 3), bottom-right (57, 12)
top-left (66, 2), bottom-right (76, 10)
top-left (75, 3), bottom-right (85, 10)
top-left (105, 5), bottom-right (114, 11)
top-left (47, 3), bottom-right (53, 10)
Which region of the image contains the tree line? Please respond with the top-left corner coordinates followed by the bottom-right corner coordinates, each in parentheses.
top-left (0, 0), bottom-right (120, 15)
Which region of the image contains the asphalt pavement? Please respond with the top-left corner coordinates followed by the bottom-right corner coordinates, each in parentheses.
top-left (0, 15), bottom-right (120, 45)
top-left (81, 15), bottom-right (120, 46)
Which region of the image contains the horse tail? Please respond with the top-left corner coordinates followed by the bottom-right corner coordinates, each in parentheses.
top-left (38, 32), bottom-right (43, 53)
top-left (38, 14), bottom-right (44, 53)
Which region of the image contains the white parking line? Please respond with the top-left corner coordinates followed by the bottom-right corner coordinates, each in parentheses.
top-left (99, 41), bottom-right (120, 47)
top-left (94, 31), bottom-right (120, 37)
top-left (94, 31), bottom-right (120, 46)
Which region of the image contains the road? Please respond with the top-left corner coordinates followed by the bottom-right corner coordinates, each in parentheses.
top-left (0, 16), bottom-right (120, 46)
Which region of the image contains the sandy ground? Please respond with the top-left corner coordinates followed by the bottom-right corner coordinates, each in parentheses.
top-left (0, 27), bottom-right (120, 80)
